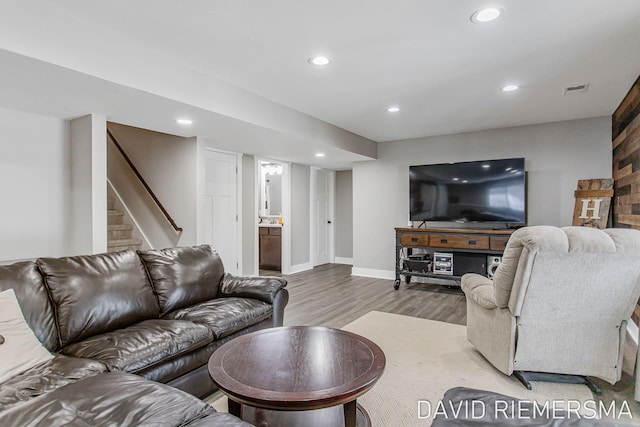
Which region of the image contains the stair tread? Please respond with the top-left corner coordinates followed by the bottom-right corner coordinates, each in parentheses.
top-left (106, 203), bottom-right (136, 251)
top-left (108, 223), bottom-right (133, 230)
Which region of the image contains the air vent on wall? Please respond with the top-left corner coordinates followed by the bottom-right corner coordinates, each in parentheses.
top-left (564, 84), bottom-right (589, 95)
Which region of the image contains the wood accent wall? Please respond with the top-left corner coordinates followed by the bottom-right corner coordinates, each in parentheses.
top-left (612, 75), bottom-right (640, 324)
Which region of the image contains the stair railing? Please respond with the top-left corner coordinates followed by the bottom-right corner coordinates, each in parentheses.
top-left (107, 129), bottom-right (183, 232)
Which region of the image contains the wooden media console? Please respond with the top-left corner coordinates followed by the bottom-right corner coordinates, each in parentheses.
top-left (394, 227), bottom-right (514, 290)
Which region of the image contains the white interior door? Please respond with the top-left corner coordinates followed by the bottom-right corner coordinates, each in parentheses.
top-left (312, 168), bottom-right (332, 266)
top-left (204, 150), bottom-right (239, 275)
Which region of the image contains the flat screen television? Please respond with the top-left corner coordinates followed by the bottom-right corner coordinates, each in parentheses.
top-left (409, 158), bottom-right (526, 225)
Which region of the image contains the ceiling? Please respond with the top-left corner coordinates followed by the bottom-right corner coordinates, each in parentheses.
top-left (1, 0), bottom-right (639, 169)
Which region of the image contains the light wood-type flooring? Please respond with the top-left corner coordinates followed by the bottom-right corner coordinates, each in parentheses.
top-left (261, 263), bottom-right (640, 422)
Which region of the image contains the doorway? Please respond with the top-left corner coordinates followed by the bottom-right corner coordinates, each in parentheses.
top-left (311, 167), bottom-right (335, 266)
top-left (204, 149), bottom-right (240, 275)
top-left (255, 158), bottom-right (290, 274)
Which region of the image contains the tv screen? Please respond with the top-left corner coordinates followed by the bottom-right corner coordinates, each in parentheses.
top-left (409, 158), bottom-right (526, 224)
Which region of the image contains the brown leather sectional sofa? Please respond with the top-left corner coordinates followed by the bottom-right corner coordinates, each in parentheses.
top-left (0, 244), bottom-right (288, 426)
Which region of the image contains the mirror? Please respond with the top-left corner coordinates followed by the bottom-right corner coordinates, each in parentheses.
top-left (259, 161), bottom-right (283, 217)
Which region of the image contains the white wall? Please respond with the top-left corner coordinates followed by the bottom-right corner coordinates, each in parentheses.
top-left (353, 116), bottom-right (612, 276)
top-left (107, 123), bottom-right (197, 248)
top-left (0, 107), bottom-right (70, 261)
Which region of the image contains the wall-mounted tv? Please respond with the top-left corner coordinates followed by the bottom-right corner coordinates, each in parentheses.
top-left (409, 158), bottom-right (526, 225)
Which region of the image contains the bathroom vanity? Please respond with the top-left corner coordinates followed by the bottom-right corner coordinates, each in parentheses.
top-left (259, 225), bottom-right (281, 271)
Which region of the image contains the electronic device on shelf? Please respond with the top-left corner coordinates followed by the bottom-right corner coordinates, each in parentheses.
top-left (487, 256), bottom-right (502, 278)
top-left (404, 253), bottom-right (432, 273)
top-left (433, 252), bottom-right (453, 275)
top-left (409, 157), bottom-right (526, 227)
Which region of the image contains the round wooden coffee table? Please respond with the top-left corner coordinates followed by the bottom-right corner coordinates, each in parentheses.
top-left (208, 326), bottom-right (386, 427)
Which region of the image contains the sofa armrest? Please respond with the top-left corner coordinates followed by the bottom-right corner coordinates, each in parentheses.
top-left (219, 274), bottom-right (288, 327)
top-left (219, 273), bottom-right (287, 304)
top-left (460, 273), bottom-right (498, 310)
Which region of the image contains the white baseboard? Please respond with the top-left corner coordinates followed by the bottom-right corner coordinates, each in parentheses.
top-left (627, 320), bottom-right (639, 346)
top-left (334, 257), bottom-right (353, 265)
top-left (288, 262), bottom-right (313, 275)
top-left (351, 267), bottom-right (395, 280)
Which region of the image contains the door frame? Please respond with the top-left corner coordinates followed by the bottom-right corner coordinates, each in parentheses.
top-left (254, 157), bottom-right (291, 275)
top-left (310, 167), bottom-right (336, 267)
top-left (203, 147), bottom-right (243, 275)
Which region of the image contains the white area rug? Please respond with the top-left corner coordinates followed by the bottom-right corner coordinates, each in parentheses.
top-left (343, 311), bottom-right (593, 426)
top-left (209, 311), bottom-right (593, 426)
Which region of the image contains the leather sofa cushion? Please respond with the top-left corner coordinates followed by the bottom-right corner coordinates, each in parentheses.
top-left (0, 354), bottom-right (106, 412)
top-left (0, 261), bottom-right (59, 351)
top-left (37, 250), bottom-right (159, 347)
top-left (164, 297), bottom-right (272, 339)
top-left (0, 372), bottom-right (253, 427)
top-left (61, 319), bottom-right (213, 374)
top-left (139, 245), bottom-right (225, 316)
top-left (141, 317), bottom-right (272, 385)
top-left (138, 342), bottom-right (217, 384)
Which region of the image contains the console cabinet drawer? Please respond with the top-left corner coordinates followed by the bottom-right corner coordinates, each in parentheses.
top-left (490, 236), bottom-right (510, 251)
top-left (429, 234), bottom-right (489, 250)
top-left (400, 233), bottom-right (430, 246)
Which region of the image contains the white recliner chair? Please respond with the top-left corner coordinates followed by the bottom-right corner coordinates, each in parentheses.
top-left (461, 226), bottom-right (640, 394)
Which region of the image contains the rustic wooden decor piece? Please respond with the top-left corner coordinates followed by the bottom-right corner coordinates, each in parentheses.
top-left (613, 75), bottom-right (640, 231)
top-left (572, 179), bottom-right (614, 228)
top-left (612, 74), bottom-right (640, 324)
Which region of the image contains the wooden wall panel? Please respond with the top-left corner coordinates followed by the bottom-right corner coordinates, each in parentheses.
top-left (612, 75), bottom-right (640, 324)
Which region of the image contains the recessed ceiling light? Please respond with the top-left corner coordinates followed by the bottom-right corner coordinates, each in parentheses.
top-left (453, 177), bottom-right (459, 181)
top-left (387, 106), bottom-right (400, 113)
top-left (462, 180), bottom-right (468, 183)
top-left (176, 118), bottom-right (193, 125)
top-left (315, 153), bottom-right (325, 158)
top-left (308, 56), bottom-right (330, 66)
top-left (505, 167), bottom-right (512, 171)
top-left (470, 7), bottom-right (503, 23)
top-left (502, 84), bottom-right (519, 92)
top-left (482, 164), bottom-right (490, 168)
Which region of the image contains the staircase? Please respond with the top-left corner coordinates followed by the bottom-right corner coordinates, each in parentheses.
top-left (107, 198), bottom-right (142, 252)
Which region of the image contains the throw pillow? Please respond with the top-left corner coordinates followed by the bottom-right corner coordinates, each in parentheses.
top-left (0, 288), bottom-right (54, 384)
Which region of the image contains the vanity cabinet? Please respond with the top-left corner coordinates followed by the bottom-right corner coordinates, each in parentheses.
top-left (259, 226), bottom-right (281, 271)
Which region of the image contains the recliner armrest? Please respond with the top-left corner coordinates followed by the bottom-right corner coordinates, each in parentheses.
top-left (461, 273), bottom-right (498, 310)
top-left (219, 273), bottom-right (287, 305)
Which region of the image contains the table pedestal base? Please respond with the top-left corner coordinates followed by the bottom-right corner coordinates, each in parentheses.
top-left (238, 402), bottom-right (371, 427)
